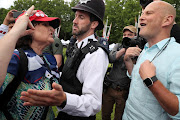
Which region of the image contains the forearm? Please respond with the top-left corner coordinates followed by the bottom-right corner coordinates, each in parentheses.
top-left (109, 44), bottom-right (120, 62)
top-left (116, 49), bottom-right (125, 59)
top-left (3, 18), bottom-right (10, 26)
top-left (54, 54), bottom-right (62, 68)
top-left (123, 47), bottom-right (141, 75)
top-left (60, 92), bottom-right (101, 117)
top-left (150, 80), bottom-right (179, 116)
top-left (0, 30), bottom-right (20, 86)
top-left (124, 60), bottom-right (134, 76)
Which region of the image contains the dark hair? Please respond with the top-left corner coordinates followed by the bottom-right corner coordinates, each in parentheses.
top-left (9, 20), bottom-right (15, 25)
top-left (89, 13), bottom-right (99, 22)
top-left (89, 13), bottom-right (99, 31)
top-left (15, 21), bottom-right (42, 49)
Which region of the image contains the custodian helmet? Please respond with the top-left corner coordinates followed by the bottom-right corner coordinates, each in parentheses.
top-left (72, 0), bottom-right (105, 30)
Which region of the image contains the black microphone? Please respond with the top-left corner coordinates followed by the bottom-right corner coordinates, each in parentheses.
top-left (137, 27), bottom-right (140, 40)
top-left (54, 43), bottom-right (60, 54)
top-left (55, 43), bottom-right (59, 47)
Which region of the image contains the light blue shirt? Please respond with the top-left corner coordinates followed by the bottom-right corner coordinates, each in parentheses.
top-left (123, 37), bottom-right (180, 120)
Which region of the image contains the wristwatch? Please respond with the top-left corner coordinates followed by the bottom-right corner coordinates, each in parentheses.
top-left (143, 76), bottom-right (158, 87)
top-left (58, 100), bottom-right (67, 109)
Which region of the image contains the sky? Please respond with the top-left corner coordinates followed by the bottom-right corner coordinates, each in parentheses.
top-left (0, 0), bottom-right (72, 9)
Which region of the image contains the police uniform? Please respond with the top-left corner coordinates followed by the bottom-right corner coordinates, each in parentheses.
top-left (57, 34), bottom-right (109, 119)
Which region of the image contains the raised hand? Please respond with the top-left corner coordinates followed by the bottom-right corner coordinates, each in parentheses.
top-left (11, 5), bottom-right (37, 38)
top-left (20, 82), bottom-right (66, 106)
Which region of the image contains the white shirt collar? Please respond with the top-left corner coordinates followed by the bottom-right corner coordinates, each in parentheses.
top-left (76, 34), bottom-right (98, 48)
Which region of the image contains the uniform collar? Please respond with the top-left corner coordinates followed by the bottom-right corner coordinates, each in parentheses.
top-left (76, 34), bottom-right (97, 48)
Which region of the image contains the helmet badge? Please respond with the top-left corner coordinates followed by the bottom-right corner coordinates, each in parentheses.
top-left (79, 0), bottom-right (91, 4)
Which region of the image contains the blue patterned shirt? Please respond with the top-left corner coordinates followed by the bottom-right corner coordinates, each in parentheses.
top-left (0, 48), bottom-right (59, 120)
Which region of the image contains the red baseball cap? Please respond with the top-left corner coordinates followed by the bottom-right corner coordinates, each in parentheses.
top-left (18, 10), bottom-right (60, 29)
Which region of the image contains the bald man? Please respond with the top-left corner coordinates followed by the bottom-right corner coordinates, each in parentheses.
top-left (123, 1), bottom-right (180, 119)
top-left (141, 0), bottom-right (180, 43)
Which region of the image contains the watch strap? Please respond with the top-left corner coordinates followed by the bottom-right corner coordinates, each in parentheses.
top-left (151, 76), bottom-right (158, 82)
top-left (143, 75), bottom-right (158, 87)
top-left (58, 100), bottom-right (67, 109)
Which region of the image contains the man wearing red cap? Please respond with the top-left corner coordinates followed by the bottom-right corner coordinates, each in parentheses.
top-left (21, 0), bottom-right (109, 120)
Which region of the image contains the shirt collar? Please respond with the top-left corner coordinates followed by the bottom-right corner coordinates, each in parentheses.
top-left (144, 37), bottom-right (175, 50)
top-left (76, 34), bottom-right (97, 48)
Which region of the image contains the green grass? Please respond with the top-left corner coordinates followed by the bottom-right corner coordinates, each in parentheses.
top-left (53, 106), bottom-right (115, 120)
top-left (96, 110), bottom-right (102, 120)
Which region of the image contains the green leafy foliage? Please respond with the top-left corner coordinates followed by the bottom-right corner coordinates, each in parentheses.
top-left (0, 0), bottom-right (180, 44)
top-left (105, 0), bottom-right (141, 44)
top-left (0, 8), bottom-right (8, 24)
top-left (164, 0), bottom-right (180, 25)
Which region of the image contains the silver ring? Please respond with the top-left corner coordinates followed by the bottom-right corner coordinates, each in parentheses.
top-left (24, 12), bottom-right (29, 17)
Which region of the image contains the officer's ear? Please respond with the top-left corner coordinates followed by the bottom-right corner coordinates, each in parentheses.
top-left (91, 21), bottom-right (99, 29)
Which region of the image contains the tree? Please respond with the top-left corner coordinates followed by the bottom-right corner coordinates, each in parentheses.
top-left (0, 0), bottom-right (180, 42)
top-left (105, 0), bottom-right (141, 44)
top-left (164, 0), bottom-right (180, 25)
top-left (0, 8), bottom-right (8, 24)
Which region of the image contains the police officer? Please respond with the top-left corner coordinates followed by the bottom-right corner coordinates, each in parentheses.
top-left (20, 0), bottom-right (109, 120)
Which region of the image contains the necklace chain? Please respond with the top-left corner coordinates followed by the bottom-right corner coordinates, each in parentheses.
top-left (150, 38), bottom-right (171, 62)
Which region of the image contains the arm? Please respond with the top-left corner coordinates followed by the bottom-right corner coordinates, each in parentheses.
top-left (0, 10), bottom-right (17, 39)
top-left (124, 46), bottom-right (141, 75)
top-left (3, 9), bottom-right (17, 26)
top-left (116, 48), bottom-right (125, 59)
top-left (20, 48), bottom-right (109, 117)
top-left (139, 60), bottom-right (179, 116)
top-left (109, 43), bottom-right (125, 63)
top-left (62, 48), bottom-right (109, 116)
top-left (52, 37), bottom-right (63, 68)
top-left (54, 54), bottom-right (62, 68)
top-left (0, 6), bottom-right (36, 87)
top-left (150, 81), bottom-right (178, 116)
top-left (20, 82), bottom-right (66, 106)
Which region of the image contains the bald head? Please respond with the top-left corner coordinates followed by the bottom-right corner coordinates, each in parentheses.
top-left (153, 0), bottom-right (161, 1)
top-left (139, 1), bottom-right (176, 41)
top-left (148, 1), bottom-right (176, 22)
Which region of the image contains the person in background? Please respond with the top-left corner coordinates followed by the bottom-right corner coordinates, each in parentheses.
top-left (66, 35), bottom-right (77, 57)
top-left (20, 0), bottom-right (109, 119)
top-left (123, 1), bottom-right (180, 119)
top-left (95, 33), bottom-right (109, 52)
top-left (8, 21), bottom-right (15, 32)
top-left (0, 9), bottom-right (17, 39)
top-left (170, 22), bottom-right (180, 43)
top-left (0, 6), bottom-right (61, 119)
top-left (43, 35), bottom-right (64, 71)
top-left (101, 25), bottom-right (137, 120)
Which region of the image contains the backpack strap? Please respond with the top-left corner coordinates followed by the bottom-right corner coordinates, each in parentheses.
top-left (0, 48), bottom-right (28, 120)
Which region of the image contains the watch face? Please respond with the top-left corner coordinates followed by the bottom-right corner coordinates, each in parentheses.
top-left (144, 78), bottom-right (153, 87)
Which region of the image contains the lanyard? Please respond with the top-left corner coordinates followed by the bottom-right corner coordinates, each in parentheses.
top-left (42, 55), bottom-right (54, 89)
top-left (150, 38), bottom-right (171, 62)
